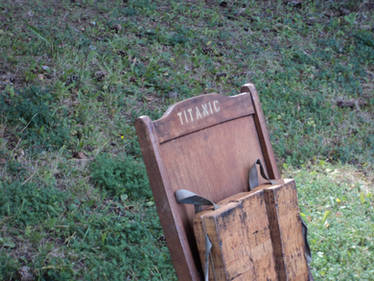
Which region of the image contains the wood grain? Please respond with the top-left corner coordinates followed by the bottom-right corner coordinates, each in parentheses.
top-left (264, 179), bottom-right (309, 281)
top-left (193, 190), bottom-right (278, 281)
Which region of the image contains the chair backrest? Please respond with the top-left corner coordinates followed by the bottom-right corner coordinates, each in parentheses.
top-left (135, 83), bottom-right (280, 281)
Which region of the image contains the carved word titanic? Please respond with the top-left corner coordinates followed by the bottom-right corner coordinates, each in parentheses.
top-left (177, 100), bottom-right (221, 125)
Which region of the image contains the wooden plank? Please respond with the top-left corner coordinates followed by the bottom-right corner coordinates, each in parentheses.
top-left (241, 83), bottom-right (280, 179)
top-left (264, 179), bottom-right (309, 281)
top-left (193, 190), bottom-right (278, 281)
top-left (154, 93), bottom-right (254, 144)
top-left (135, 116), bottom-right (201, 281)
top-left (160, 116), bottom-right (269, 206)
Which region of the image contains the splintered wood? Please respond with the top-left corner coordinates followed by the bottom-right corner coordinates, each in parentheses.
top-left (264, 180), bottom-right (309, 281)
top-left (194, 189), bottom-right (277, 281)
top-left (193, 179), bottom-right (308, 281)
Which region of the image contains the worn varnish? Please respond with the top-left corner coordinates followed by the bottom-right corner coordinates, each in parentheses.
top-left (193, 189), bottom-right (278, 281)
top-left (135, 84), bottom-right (280, 281)
top-left (264, 179), bottom-right (309, 281)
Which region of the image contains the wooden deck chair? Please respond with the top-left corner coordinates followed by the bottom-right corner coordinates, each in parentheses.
top-left (135, 83), bottom-right (281, 281)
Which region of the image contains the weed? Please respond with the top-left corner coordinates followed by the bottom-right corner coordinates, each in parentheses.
top-left (0, 87), bottom-right (71, 152)
top-left (285, 163), bottom-right (374, 280)
top-left (90, 153), bottom-right (151, 199)
top-left (26, 23), bottom-right (58, 58)
top-left (0, 181), bottom-right (68, 227)
top-left (0, 252), bottom-right (19, 281)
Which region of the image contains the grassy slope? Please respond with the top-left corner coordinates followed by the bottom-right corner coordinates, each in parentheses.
top-left (0, 0), bottom-right (373, 280)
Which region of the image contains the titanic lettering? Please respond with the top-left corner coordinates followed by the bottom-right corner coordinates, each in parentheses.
top-left (176, 100), bottom-right (221, 125)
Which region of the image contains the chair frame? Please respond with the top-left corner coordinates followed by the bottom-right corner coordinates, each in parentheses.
top-left (135, 83), bottom-right (280, 281)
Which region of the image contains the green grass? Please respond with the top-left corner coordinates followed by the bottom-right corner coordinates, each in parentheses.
top-left (0, 0), bottom-right (373, 280)
top-left (284, 162), bottom-right (374, 280)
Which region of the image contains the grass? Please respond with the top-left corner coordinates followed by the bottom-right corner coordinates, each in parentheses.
top-left (0, 0), bottom-right (373, 280)
top-left (284, 162), bottom-right (374, 280)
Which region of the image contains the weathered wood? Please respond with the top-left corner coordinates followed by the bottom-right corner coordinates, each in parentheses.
top-left (264, 179), bottom-right (309, 281)
top-left (135, 84), bottom-right (281, 281)
top-left (193, 189), bottom-right (278, 281)
top-left (193, 179), bottom-right (309, 281)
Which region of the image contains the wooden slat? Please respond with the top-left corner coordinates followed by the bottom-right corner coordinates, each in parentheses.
top-left (154, 93), bottom-right (254, 144)
top-left (264, 179), bottom-right (309, 281)
top-left (135, 116), bottom-right (201, 281)
top-left (241, 83), bottom-right (280, 179)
